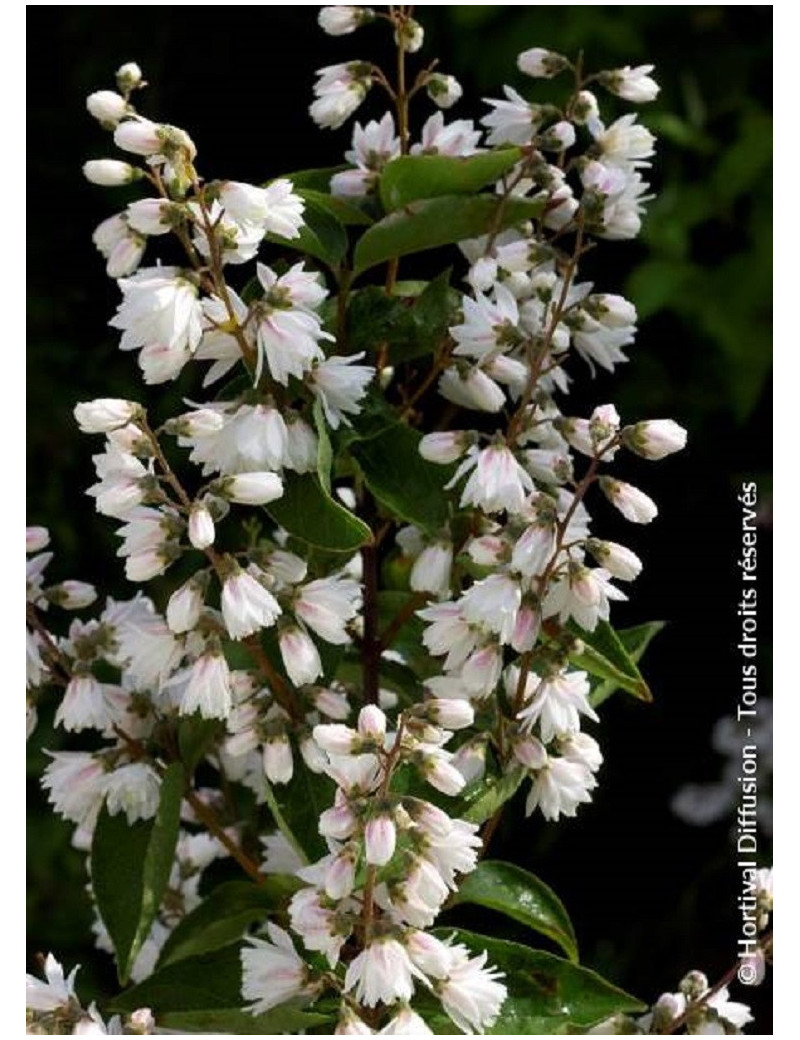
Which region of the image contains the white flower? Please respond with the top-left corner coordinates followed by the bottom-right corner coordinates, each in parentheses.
top-left (166, 579), bottom-right (204, 633)
top-left (331, 113), bottom-right (400, 197)
top-left (263, 735), bottom-right (294, 784)
top-left (241, 924), bottom-right (311, 1014)
top-left (525, 755), bottom-right (597, 820)
top-left (450, 284), bottom-right (520, 361)
top-left (623, 419), bottom-right (688, 460)
top-left (188, 502), bottom-right (215, 549)
top-left (253, 262), bottom-right (332, 385)
top-left (593, 114), bottom-right (656, 167)
top-left (600, 477), bottom-right (658, 523)
top-left (42, 751), bottom-right (107, 827)
top-left (451, 443), bottom-right (534, 514)
top-left (381, 1008), bottom-right (434, 1034)
top-left (318, 6), bottom-right (372, 35)
top-left (517, 47), bottom-right (568, 78)
top-left (104, 762), bottom-right (161, 823)
top-left (289, 887), bottom-right (347, 967)
top-left (582, 160), bottom-right (653, 240)
top-left (53, 580), bottom-right (98, 610)
top-left (176, 650), bottom-right (232, 719)
top-left (419, 746), bottom-right (467, 796)
top-left (344, 938), bottom-right (424, 1008)
top-left (114, 118), bottom-right (162, 155)
top-left (87, 89), bottom-right (128, 125)
top-left (384, 858), bottom-right (449, 928)
top-left (26, 953), bottom-right (79, 1013)
top-left (311, 62), bottom-right (372, 130)
top-left (116, 62), bottom-right (143, 90)
top-left (439, 366), bottom-right (505, 412)
top-left (87, 446), bottom-right (148, 519)
top-left (460, 572), bottom-right (520, 644)
top-left (92, 215), bottom-right (145, 278)
top-left (604, 64), bottom-right (660, 103)
top-left (439, 947), bottom-right (507, 1033)
top-left (517, 669), bottom-right (599, 742)
top-left (55, 675), bottom-right (124, 733)
top-left (482, 85), bottom-right (538, 145)
top-left (309, 354), bottom-right (374, 428)
top-left (542, 564), bottom-right (627, 632)
top-left (110, 266), bottom-right (203, 360)
top-left (279, 626), bottom-right (322, 686)
top-left (419, 431), bottom-right (470, 465)
top-left (83, 159), bottom-right (138, 186)
top-left (27, 526), bottom-right (50, 553)
top-left (587, 539), bottom-right (643, 581)
top-left (412, 112), bottom-right (481, 157)
top-left (220, 179), bottom-right (305, 239)
top-left (560, 731), bottom-right (603, 773)
top-left (295, 576), bottom-right (361, 644)
top-left (365, 815), bottom-right (396, 866)
top-left (396, 17), bottom-right (424, 53)
top-left (222, 568), bottom-right (282, 639)
top-left (285, 416), bottom-right (319, 472)
top-left (426, 73), bottom-right (463, 109)
top-left (103, 594), bottom-right (183, 688)
top-left (261, 831), bottom-right (304, 875)
top-left (410, 542), bottom-right (453, 597)
top-left (336, 1007), bottom-right (375, 1034)
top-left (511, 516), bottom-right (558, 577)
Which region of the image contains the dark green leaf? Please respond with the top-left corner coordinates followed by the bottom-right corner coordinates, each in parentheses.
top-left (298, 187), bottom-right (373, 227)
top-left (569, 620), bottom-right (655, 703)
top-left (109, 944), bottom-right (246, 1012)
top-left (351, 423), bottom-right (453, 533)
top-left (589, 622), bottom-right (665, 708)
top-left (91, 763), bottom-right (184, 984)
top-left (449, 861), bottom-right (578, 962)
top-left (279, 166), bottom-right (347, 192)
top-left (160, 1008), bottom-right (334, 1034)
top-left (266, 196), bottom-right (347, 270)
top-left (380, 149), bottom-right (521, 210)
top-left (271, 765), bottom-right (337, 861)
top-left (428, 930), bottom-right (646, 1034)
top-left (353, 195), bottom-right (545, 275)
top-left (158, 878), bottom-right (302, 967)
top-left (265, 473), bottom-right (372, 553)
top-left (455, 766), bottom-right (526, 825)
top-left (178, 716), bottom-right (223, 775)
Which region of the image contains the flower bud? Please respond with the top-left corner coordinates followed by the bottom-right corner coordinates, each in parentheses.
top-left (166, 578), bottom-right (205, 633)
top-left (602, 64), bottom-right (660, 103)
top-left (114, 118), bottom-right (162, 156)
top-left (74, 398), bottom-right (140, 434)
top-left (587, 539), bottom-right (642, 581)
top-left (419, 431), bottom-right (470, 465)
top-left (517, 47), bottom-right (569, 78)
top-left (313, 723), bottom-right (358, 756)
top-left (279, 626), bottom-right (323, 687)
top-left (357, 704), bottom-right (387, 742)
top-left (365, 814), bottom-right (397, 866)
top-left (126, 198), bottom-right (174, 236)
top-left (572, 89), bottom-right (600, 127)
top-left (395, 17), bottom-right (424, 52)
top-left (599, 477), bottom-right (658, 524)
top-left (116, 62), bottom-right (144, 93)
top-left (83, 159), bottom-right (139, 186)
top-left (222, 472), bottom-right (284, 505)
top-left (263, 734), bottom-right (293, 784)
top-left (622, 420), bottom-right (688, 460)
top-left (318, 6), bottom-right (374, 35)
top-left (426, 698), bottom-right (474, 730)
top-left (86, 90), bottom-right (128, 127)
top-left (188, 503), bottom-right (215, 549)
top-left (26, 527), bottom-right (50, 553)
top-left (48, 580), bottom-right (98, 610)
top-left (426, 73), bottom-right (463, 109)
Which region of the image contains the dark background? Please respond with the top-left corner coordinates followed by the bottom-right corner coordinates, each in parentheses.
top-left (27, 5), bottom-right (772, 1030)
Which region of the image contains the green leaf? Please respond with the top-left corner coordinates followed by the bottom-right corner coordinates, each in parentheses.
top-left (569, 620), bottom-right (656, 704)
top-left (109, 944), bottom-right (246, 1012)
top-left (266, 196), bottom-right (347, 270)
top-left (455, 766), bottom-right (526, 825)
top-left (449, 861), bottom-right (578, 962)
top-left (270, 765), bottom-right (337, 861)
top-left (380, 149), bottom-right (521, 210)
top-left (298, 187), bottom-right (373, 227)
top-left (160, 1008), bottom-right (334, 1034)
top-left (353, 194), bottom-right (545, 275)
top-left (313, 397), bottom-right (333, 494)
top-left (589, 621), bottom-right (665, 708)
top-left (428, 930), bottom-right (646, 1034)
top-left (177, 716), bottom-right (223, 775)
top-left (279, 165), bottom-right (348, 191)
top-left (351, 423), bottom-right (453, 533)
top-left (265, 473), bottom-right (372, 553)
top-left (347, 272), bottom-right (459, 365)
top-left (157, 878), bottom-right (301, 967)
top-left (91, 763), bottom-right (184, 984)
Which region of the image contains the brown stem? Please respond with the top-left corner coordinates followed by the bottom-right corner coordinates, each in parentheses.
top-left (185, 789), bottom-right (265, 885)
top-left (480, 807), bottom-right (504, 854)
top-left (379, 591), bottom-right (427, 651)
top-left (26, 605), bottom-right (72, 684)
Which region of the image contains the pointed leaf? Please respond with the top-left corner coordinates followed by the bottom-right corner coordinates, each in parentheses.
top-left (109, 944), bottom-right (246, 1013)
top-left (429, 930), bottom-right (646, 1034)
top-left (379, 149), bottom-right (521, 210)
top-left (160, 1008), bottom-right (334, 1034)
top-left (313, 397), bottom-right (334, 494)
top-left (157, 878), bottom-right (302, 968)
top-left (351, 422), bottom-right (454, 534)
top-left (270, 765), bottom-right (337, 862)
top-left (455, 766), bottom-right (526, 825)
top-left (265, 472), bottom-right (372, 553)
top-left (590, 621), bottom-right (666, 707)
top-left (91, 763), bottom-right (184, 984)
top-left (266, 196), bottom-right (347, 270)
top-left (449, 861), bottom-right (578, 961)
top-left (353, 194), bottom-right (545, 275)
top-left (569, 619), bottom-right (658, 703)
top-left (298, 187), bottom-right (373, 226)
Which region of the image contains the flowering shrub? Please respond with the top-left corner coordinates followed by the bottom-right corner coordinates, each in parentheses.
top-left (26, 7), bottom-right (771, 1035)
